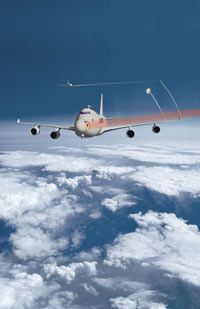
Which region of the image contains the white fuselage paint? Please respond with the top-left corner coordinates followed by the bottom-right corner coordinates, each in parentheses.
top-left (74, 107), bottom-right (105, 138)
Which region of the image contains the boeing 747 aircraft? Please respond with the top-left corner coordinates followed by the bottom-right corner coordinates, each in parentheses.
top-left (17, 86), bottom-right (200, 139)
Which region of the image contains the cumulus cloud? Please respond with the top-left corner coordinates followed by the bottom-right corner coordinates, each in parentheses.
top-left (44, 261), bottom-right (97, 283)
top-left (0, 271), bottom-right (48, 309)
top-left (57, 174), bottom-right (92, 189)
top-left (89, 210), bottom-right (102, 219)
top-left (0, 148), bottom-right (106, 263)
top-left (127, 166), bottom-right (200, 196)
top-left (77, 247), bottom-right (101, 262)
top-left (110, 292), bottom-right (166, 309)
top-left (71, 229), bottom-right (85, 248)
top-left (93, 277), bottom-right (146, 291)
top-left (0, 142), bottom-right (200, 308)
top-left (105, 211), bottom-right (200, 287)
top-left (10, 226), bottom-right (68, 260)
top-left (81, 283), bottom-right (98, 296)
top-left (93, 277), bottom-right (166, 309)
top-left (95, 166), bottom-right (134, 180)
top-left (0, 169), bottom-right (83, 260)
top-left (47, 291), bottom-right (77, 309)
top-left (0, 170), bottom-right (60, 220)
top-left (0, 255), bottom-right (78, 309)
top-left (0, 151), bottom-right (100, 173)
top-left (85, 143), bottom-right (200, 165)
top-left (101, 193), bottom-right (136, 212)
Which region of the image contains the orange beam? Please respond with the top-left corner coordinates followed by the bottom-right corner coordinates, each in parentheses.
top-left (86, 109), bottom-right (200, 129)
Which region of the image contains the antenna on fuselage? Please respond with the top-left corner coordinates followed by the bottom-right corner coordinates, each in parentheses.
top-left (100, 94), bottom-right (103, 116)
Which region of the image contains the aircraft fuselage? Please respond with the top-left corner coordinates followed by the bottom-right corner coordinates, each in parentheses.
top-left (74, 107), bottom-right (105, 138)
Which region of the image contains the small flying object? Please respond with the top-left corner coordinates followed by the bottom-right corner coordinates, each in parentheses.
top-left (17, 80), bottom-right (200, 139)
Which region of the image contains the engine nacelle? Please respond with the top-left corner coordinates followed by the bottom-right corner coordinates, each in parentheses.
top-left (50, 130), bottom-right (60, 139)
top-left (126, 129), bottom-right (135, 138)
top-left (152, 125), bottom-right (161, 134)
top-left (31, 126), bottom-right (40, 135)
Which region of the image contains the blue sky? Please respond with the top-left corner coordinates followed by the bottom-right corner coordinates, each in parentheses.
top-left (1, 0), bottom-right (200, 121)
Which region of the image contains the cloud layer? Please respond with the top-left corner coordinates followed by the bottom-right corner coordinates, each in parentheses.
top-left (0, 141), bottom-right (200, 308)
top-left (106, 211), bottom-right (200, 287)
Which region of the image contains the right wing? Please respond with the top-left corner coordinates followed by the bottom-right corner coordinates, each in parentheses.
top-left (85, 109), bottom-right (200, 133)
top-left (17, 119), bottom-right (74, 131)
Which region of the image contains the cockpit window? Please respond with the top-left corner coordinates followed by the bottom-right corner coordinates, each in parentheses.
top-left (80, 111), bottom-right (91, 115)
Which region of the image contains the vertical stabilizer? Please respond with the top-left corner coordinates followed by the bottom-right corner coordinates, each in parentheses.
top-left (100, 94), bottom-right (103, 116)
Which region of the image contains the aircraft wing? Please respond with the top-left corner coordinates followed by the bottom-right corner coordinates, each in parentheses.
top-left (85, 109), bottom-right (200, 133)
top-left (17, 119), bottom-right (74, 131)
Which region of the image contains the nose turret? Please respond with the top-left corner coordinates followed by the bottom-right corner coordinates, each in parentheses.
top-left (74, 119), bottom-right (87, 137)
top-left (76, 119), bottom-right (86, 133)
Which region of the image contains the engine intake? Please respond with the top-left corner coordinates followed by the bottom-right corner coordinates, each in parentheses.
top-left (31, 126), bottom-right (40, 135)
top-left (50, 130), bottom-right (60, 139)
top-left (126, 129), bottom-right (135, 138)
top-left (152, 125), bottom-right (161, 134)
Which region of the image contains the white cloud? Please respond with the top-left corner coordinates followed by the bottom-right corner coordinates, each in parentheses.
top-left (111, 296), bottom-right (136, 309)
top-left (10, 226), bottom-right (68, 260)
top-left (0, 272), bottom-right (48, 309)
top-left (85, 143), bottom-right (200, 165)
top-left (57, 174), bottom-right (92, 189)
top-left (93, 277), bottom-right (166, 309)
top-left (0, 151), bottom-right (100, 173)
top-left (89, 210), bottom-right (102, 219)
top-left (0, 255), bottom-right (78, 309)
top-left (110, 291), bottom-right (166, 309)
top-left (81, 283), bottom-right (98, 296)
top-left (0, 170), bottom-right (59, 220)
top-left (71, 229), bottom-right (85, 248)
top-left (0, 143), bottom-right (200, 307)
top-left (44, 261), bottom-right (97, 283)
top-left (0, 148), bottom-right (97, 271)
top-left (77, 248), bottom-right (101, 262)
top-left (105, 211), bottom-right (200, 287)
top-left (93, 277), bottom-right (146, 291)
top-left (127, 166), bottom-right (200, 196)
top-left (0, 169), bottom-right (83, 260)
top-left (95, 166), bottom-right (134, 180)
top-left (101, 193), bottom-right (136, 212)
top-left (15, 196), bottom-right (82, 230)
top-left (90, 185), bottom-right (106, 194)
top-left (47, 291), bottom-right (77, 309)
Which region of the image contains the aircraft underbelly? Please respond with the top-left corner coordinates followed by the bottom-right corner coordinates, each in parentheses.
top-left (84, 128), bottom-right (103, 137)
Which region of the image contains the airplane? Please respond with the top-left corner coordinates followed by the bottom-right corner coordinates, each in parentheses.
top-left (17, 86), bottom-right (200, 139)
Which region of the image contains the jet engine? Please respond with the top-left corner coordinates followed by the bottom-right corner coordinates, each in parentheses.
top-left (31, 126), bottom-right (40, 135)
top-left (126, 129), bottom-right (135, 138)
top-left (50, 130), bottom-right (60, 139)
top-left (152, 125), bottom-right (161, 134)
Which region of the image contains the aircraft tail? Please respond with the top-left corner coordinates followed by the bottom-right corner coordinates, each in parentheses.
top-left (100, 94), bottom-right (103, 116)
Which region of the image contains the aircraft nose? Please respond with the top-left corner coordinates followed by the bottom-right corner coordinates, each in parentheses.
top-left (76, 120), bottom-right (86, 133)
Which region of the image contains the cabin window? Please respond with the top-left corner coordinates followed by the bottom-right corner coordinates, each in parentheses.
top-left (80, 111), bottom-right (91, 115)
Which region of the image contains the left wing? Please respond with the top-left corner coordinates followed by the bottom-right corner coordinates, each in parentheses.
top-left (17, 119), bottom-right (74, 131)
